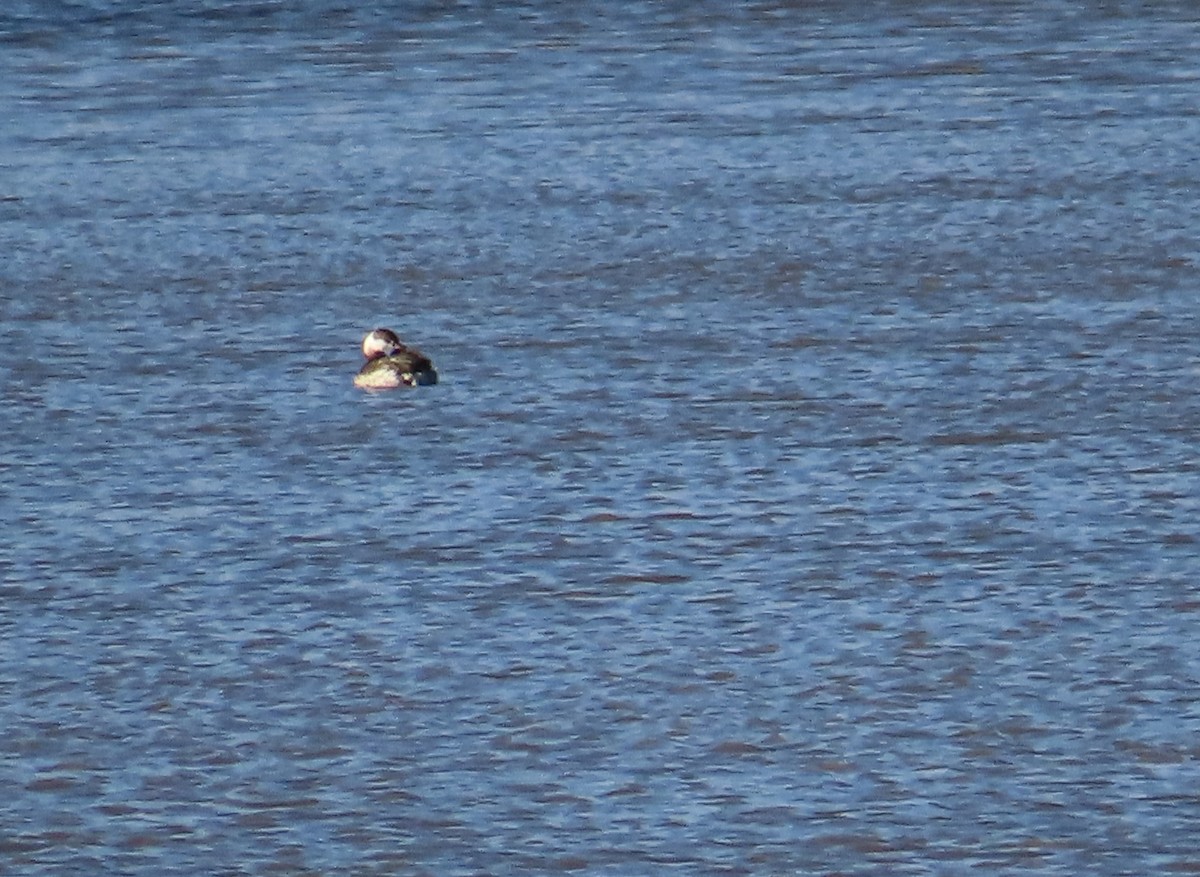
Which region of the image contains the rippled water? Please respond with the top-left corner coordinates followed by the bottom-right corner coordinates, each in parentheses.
top-left (4, 2), bottom-right (1200, 874)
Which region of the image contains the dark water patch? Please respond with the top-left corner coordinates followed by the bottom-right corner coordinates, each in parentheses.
top-left (928, 429), bottom-right (1055, 447)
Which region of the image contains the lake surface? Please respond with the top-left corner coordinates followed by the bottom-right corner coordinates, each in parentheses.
top-left (3, 2), bottom-right (1200, 874)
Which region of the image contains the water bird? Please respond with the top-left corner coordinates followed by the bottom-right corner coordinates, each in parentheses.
top-left (353, 328), bottom-right (438, 389)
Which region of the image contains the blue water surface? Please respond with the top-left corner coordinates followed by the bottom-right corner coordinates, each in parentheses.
top-left (3, 2), bottom-right (1200, 874)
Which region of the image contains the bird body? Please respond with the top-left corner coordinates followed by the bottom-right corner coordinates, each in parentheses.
top-left (354, 328), bottom-right (438, 389)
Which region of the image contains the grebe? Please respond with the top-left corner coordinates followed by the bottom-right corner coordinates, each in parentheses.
top-left (354, 328), bottom-right (438, 388)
